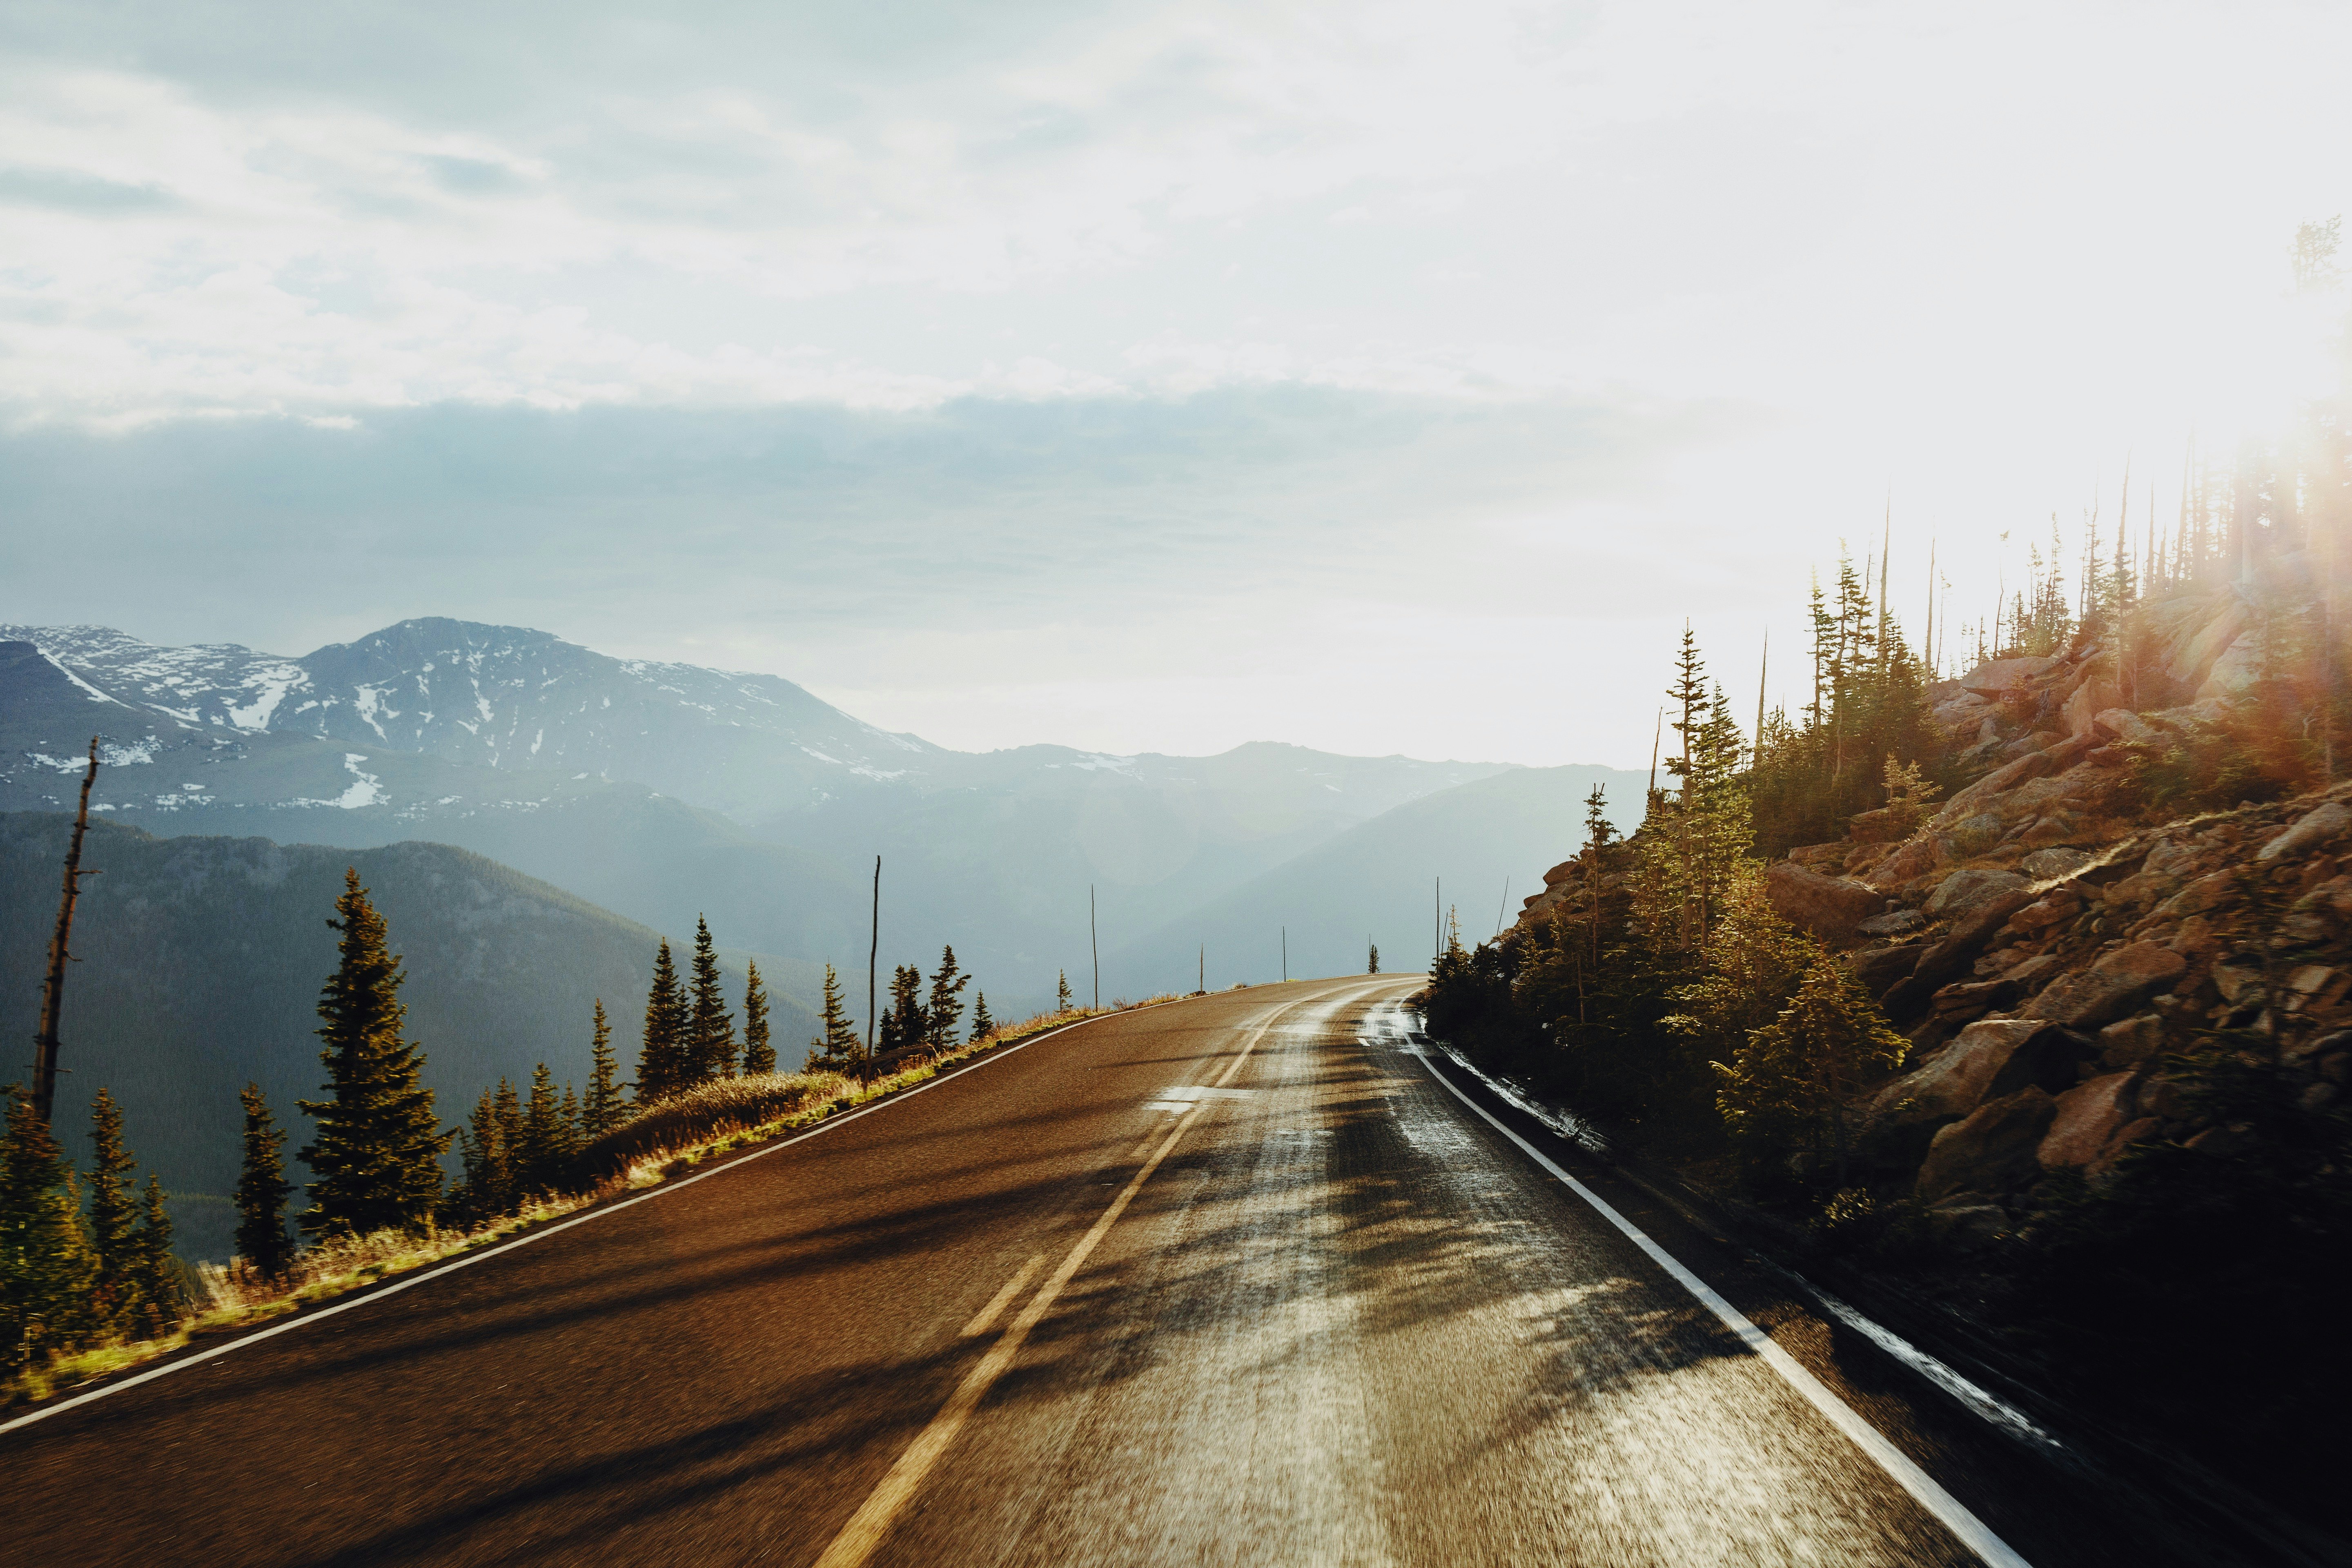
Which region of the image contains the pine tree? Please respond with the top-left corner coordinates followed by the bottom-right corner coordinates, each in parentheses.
top-left (518, 1064), bottom-right (570, 1198)
top-left (297, 870), bottom-right (450, 1239)
top-left (969, 991), bottom-right (995, 1044)
top-left (1715, 951), bottom-right (1907, 1185)
top-left (1367, 942), bottom-right (1379, 975)
top-left (1057, 971), bottom-right (1074, 1013)
top-left (879, 963), bottom-right (926, 1058)
top-left (453, 1085), bottom-right (511, 1225)
top-left (686, 916), bottom-right (737, 1082)
top-left (233, 1082), bottom-right (295, 1283)
top-left (637, 940), bottom-right (688, 1102)
top-left (129, 1174), bottom-right (179, 1335)
top-left (558, 1085), bottom-right (580, 1159)
top-left (922, 946), bottom-right (970, 1054)
top-left (740, 962), bottom-right (775, 1075)
top-left (85, 1087), bottom-right (140, 1330)
top-left (492, 1077), bottom-right (523, 1196)
top-left (808, 963), bottom-right (863, 1073)
top-left (582, 1000), bottom-right (628, 1136)
top-left (0, 1084), bottom-right (96, 1361)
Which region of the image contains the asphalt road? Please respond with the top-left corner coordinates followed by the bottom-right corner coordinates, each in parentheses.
top-left (0, 977), bottom-right (2234, 1566)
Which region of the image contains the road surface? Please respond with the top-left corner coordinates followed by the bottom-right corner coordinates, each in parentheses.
top-left (0, 977), bottom-right (2235, 1565)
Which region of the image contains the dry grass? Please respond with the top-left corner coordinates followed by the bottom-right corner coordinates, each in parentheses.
top-left (2, 998), bottom-right (1176, 1412)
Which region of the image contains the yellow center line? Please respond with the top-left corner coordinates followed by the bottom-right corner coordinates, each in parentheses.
top-left (807, 999), bottom-right (1301, 1568)
top-left (958, 1253), bottom-right (1045, 1339)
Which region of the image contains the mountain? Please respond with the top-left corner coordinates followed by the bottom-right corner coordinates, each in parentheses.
top-left (2, 622), bottom-right (1524, 1015)
top-left (0, 811), bottom-right (815, 1257)
top-left (1107, 764), bottom-right (1651, 992)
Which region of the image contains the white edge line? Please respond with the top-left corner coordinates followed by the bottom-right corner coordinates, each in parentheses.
top-left (0, 1000), bottom-right (1188, 1441)
top-left (1392, 1004), bottom-right (2034, 1568)
top-left (1423, 1031), bottom-right (2066, 1459)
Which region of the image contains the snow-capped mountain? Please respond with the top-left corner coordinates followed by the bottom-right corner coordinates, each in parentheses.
top-left (4, 619), bottom-right (938, 818)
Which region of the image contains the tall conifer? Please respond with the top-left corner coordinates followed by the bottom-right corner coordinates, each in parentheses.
top-left (686, 917), bottom-right (737, 1082)
top-left (0, 1085), bottom-right (94, 1359)
top-left (922, 947), bottom-right (970, 1054)
top-left (807, 963), bottom-right (862, 1072)
top-left (297, 871), bottom-right (449, 1238)
top-left (233, 1082), bottom-right (295, 1282)
top-left (638, 941), bottom-right (688, 1102)
top-left (129, 1174), bottom-right (179, 1334)
top-left (969, 991), bottom-right (995, 1044)
top-left (85, 1087), bottom-right (139, 1328)
top-left (740, 962), bottom-right (774, 1075)
top-left (1057, 971), bottom-right (1074, 1013)
top-left (879, 964), bottom-right (925, 1057)
top-left (518, 1064), bottom-right (568, 1198)
top-left (583, 1000), bottom-right (628, 1135)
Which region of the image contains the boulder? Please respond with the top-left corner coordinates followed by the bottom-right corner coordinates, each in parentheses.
top-left (1879, 887), bottom-right (2042, 1016)
top-left (1939, 813), bottom-right (2007, 860)
top-left (1926, 869), bottom-right (2029, 920)
top-left (1959, 656), bottom-right (2061, 699)
top-left (1918, 1087), bottom-right (2059, 1201)
top-left (2021, 942), bottom-right (2187, 1029)
top-left (2167, 597), bottom-right (2250, 689)
top-left (1849, 807), bottom-right (1913, 843)
top-left (1766, 860), bottom-right (1885, 947)
top-left (2256, 800), bottom-right (2352, 863)
top-left (1936, 751), bottom-right (2054, 823)
top-left (2000, 953), bottom-right (2065, 992)
top-left (1857, 908), bottom-right (1923, 937)
top-left (1984, 1025), bottom-right (2097, 1098)
top-left (2154, 871), bottom-right (2237, 920)
top-left (2097, 1013), bottom-right (2165, 1067)
top-left (2091, 708), bottom-right (2165, 747)
top-left (2003, 892), bottom-right (2080, 935)
top-left (2062, 677), bottom-right (2122, 739)
top-left (2038, 1072), bottom-right (2140, 1171)
top-left (1872, 1018), bottom-right (2053, 1127)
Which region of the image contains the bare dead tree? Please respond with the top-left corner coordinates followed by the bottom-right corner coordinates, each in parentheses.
top-left (33, 736), bottom-right (102, 1126)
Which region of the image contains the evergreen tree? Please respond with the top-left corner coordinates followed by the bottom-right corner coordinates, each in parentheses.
top-left (559, 1085), bottom-right (580, 1158)
top-left (233, 1082), bottom-right (295, 1283)
top-left (1057, 971), bottom-right (1074, 1013)
top-left (686, 916), bottom-right (737, 1082)
top-left (85, 1087), bottom-right (140, 1330)
top-left (582, 1000), bottom-right (629, 1137)
top-left (1367, 942), bottom-right (1379, 975)
top-left (492, 1078), bottom-right (523, 1192)
top-left (452, 1085), bottom-right (512, 1225)
top-left (969, 991), bottom-right (995, 1043)
top-left (879, 964), bottom-right (926, 1058)
top-left (518, 1064), bottom-right (570, 1198)
top-left (0, 1085), bottom-right (95, 1361)
top-left (129, 1174), bottom-right (179, 1334)
top-left (1715, 951), bottom-right (1907, 1185)
top-left (807, 963), bottom-right (863, 1073)
top-left (922, 946), bottom-right (970, 1054)
top-left (740, 962), bottom-right (775, 1075)
top-left (637, 940), bottom-right (688, 1102)
top-left (297, 870), bottom-right (450, 1238)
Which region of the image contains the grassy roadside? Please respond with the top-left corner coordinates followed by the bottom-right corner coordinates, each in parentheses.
top-left (4, 997), bottom-right (1185, 1413)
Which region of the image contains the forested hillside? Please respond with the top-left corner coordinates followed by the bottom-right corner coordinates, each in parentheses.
top-left (0, 814), bottom-right (812, 1225)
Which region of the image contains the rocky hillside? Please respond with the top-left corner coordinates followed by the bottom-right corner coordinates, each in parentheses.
top-left (1512, 573), bottom-right (2350, 1228)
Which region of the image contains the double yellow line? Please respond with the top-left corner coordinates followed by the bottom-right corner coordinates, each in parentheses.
top-left (809, 999), bottom-right (1299, 1568)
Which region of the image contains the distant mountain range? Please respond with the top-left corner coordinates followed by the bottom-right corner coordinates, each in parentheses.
top-left (5, 619), bottom-right (1648, 1013)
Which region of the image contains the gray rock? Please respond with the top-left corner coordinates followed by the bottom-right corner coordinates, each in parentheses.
top-left (1927, 868), bottom-right (2029, 920)
top-left (1766, 860), bottom-right (1886, 947)
top-left (1872, 1018), bottom-right (2053, 1127)
top-left (2020, 942), bottom-right (2187, 1029)
top-left (2257, 801), bottom-right (2352, 863)
top-left (1918, 1087), bottom-right (2058, 1201)
top-left (2097, 1013), bottom-right (2165, 1067)
top-left (1857, 908), bottom-right (1924, 937)
top-left (2038, 1072), bottom-right (2137, 1170)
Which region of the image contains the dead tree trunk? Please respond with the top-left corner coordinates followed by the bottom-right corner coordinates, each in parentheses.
top-left (33, 736), bottom-right (101, 1126)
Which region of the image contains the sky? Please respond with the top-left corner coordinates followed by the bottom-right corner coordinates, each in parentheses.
top-left (2, 0), bottom-right (2348, 766)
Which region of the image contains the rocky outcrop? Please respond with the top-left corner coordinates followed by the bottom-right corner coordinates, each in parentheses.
top-left (1917, 1088), bottom-right (2058, 1201)
top-left (1765, 860), bottom-right (1885, 946)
